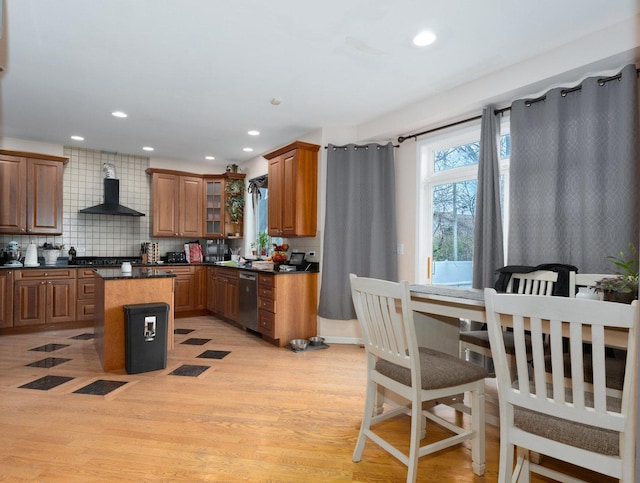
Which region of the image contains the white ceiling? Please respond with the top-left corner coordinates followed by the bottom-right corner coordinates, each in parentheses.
top-left (0, 0), bottom-right (638, 168)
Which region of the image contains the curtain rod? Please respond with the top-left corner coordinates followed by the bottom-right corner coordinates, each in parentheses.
top-left (324, 143), bottom-right (399, 149)
top-left (397, 68), bottom-right (639, 144)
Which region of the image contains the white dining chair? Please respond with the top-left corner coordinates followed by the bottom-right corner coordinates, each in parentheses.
top-left (349, 274), bottom-right (488, 483)
top-left (458, 270), bottom-right (564, 425)
top-left (484, 288), bottom-right (638, 482)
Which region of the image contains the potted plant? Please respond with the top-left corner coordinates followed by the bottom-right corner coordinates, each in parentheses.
top-left (593, 243), bottom-right (639, 304)
top-left (225, 179), bottom-right (245, 227)
top-left (257, 231), bottom-right (270, 257)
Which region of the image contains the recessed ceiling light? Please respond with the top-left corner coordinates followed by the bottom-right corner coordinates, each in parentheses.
top-left (243, 147), bottom-right (254, 152)
top-left (70, 135), bottom-right (84, 141)
top-left (205, 156), bottom-right (215, 160)
top-left (248, 130), bottom-right (260, 136)
top-left (143, 146), bottom-right (154, 151)
top-left (270, 98), bottom-right (282, 106)
top-left (112, 111), bottom-right (128, 118)
top-left (413, 30), bottom-right (437, 47)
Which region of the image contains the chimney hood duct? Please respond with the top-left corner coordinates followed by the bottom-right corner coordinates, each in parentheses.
top-left (79, 179), bottom-right (145, 217)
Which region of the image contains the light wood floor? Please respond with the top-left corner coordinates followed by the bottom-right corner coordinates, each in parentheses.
top-left (0, 316), bottom-right (615, 482)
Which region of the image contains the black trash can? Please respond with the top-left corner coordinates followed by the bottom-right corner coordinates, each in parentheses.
top-left (124, 302), bottom-right (169, 374)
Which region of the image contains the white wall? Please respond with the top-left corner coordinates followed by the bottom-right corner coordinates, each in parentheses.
top-left (0, 136), bottom-right (64, 156)
top-left (316, 16), bottom-right (640, 342)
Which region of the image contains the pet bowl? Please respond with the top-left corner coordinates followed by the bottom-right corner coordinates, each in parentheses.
top-left (289, 339), bottom-right (309, 350)
top-left (308, 336), bottom-right (325, 346)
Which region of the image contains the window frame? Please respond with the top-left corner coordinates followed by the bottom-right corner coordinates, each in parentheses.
top-left (415, 117), bottom-right (510, 285)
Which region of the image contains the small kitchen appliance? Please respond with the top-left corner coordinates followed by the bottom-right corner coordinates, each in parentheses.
top-left (205, 240), bottom-right (229, 262)
top-left (166, 252), bottom-right (187, 263)
top-left (4, 241), bottom-right (22, 267)
top-left (23, 242), bottom-right (39, 267)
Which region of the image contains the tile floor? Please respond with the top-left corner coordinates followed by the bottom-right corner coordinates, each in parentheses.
top-left (15, 324), bottom-right (233, 396)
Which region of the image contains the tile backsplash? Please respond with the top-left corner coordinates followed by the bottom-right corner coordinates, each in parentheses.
top-left (0, 147), bottom-right (187, 257)
top-left (1, 146), bottom-right (322, 262)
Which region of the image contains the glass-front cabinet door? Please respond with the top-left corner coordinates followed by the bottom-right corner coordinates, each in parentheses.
top-left (204, 177), bottom-right (224, 238)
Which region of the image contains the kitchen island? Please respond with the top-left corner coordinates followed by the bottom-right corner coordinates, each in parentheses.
top-left (94, 268), bottom-right (176, 371)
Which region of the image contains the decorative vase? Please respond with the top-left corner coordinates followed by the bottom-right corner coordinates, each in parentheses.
top-left (575, 287), bottom-right (599, 300)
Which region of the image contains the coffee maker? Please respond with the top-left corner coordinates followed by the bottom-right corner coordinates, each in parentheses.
top-left (4, 241), bottom-right (23, 267)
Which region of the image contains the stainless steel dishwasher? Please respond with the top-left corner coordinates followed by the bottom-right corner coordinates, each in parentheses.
top-left (238, 272), bottom-right (258, 331)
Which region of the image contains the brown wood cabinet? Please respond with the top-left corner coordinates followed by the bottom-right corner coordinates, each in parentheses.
top-left (13, 269), bottom-right (76, 327)
top-left (0, 150), bottom-right (67, 235)
top-left (148, 170), bottom-right (203, 237)
top-left (0, 270), bottom-right (14, 328)
top-left (204, 174), bottom-right (246, 239)
top-left (264, 141), bottom-right (319, 237)
top-left (257, 271), bottom-right (317, 346)
top-left (207, 267), bottom-right (216, 311)
top-left (153, 265), bottom-right (207, 315)
top-left (76, 268), bottom-right (96, 322)
top-left (204, 177), bottom-right (225, 238)
top-left (212, 267), bottom-right (239, 322)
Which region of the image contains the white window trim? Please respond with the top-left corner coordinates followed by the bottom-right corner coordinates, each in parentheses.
top-left (415, 117), bottom-right (510, 285)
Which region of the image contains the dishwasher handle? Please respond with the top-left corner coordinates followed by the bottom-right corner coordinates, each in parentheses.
top-left (239, 272), bottom-right (256, 281)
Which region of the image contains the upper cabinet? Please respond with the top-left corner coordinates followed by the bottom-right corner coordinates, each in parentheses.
top-left (264, 141), bottom-right (319, 238)
top-left (147, 169), bottom-right (203, 238)
top-left (0, 150), bottom-right (67, 235)
top-left (204, 173), bottom-right (246, 239)
top-left (148, 168), bottom-right (245, 239)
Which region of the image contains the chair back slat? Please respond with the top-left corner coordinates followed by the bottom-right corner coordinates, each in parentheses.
top-left (351, 275), bottom-right (417, 371)
top-left (506, 270), bottom-right (559, 295)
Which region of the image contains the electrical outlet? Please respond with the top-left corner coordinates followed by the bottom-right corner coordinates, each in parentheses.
top-left (397, 244), bottom-right (404, 255)
top-left (307, 251), bottom-right (316, 257)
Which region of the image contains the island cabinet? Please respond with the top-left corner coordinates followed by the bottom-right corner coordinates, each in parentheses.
top-left (0, 270), bottom-right (14, 328)
top-left (213, 267), bottom-right (239, 322)
top-left (0, 150), bottom-right (67, 235)
top-left (76, 268), bottom-right (96, 322)
top-left (93, 268), bottom-right (175, 371)
top-left (264, 141), bottom-right (319, 238)
top-left (257, 271), bottom-right (317, 346)
top-left (147, 169), bottom-right (203, 238)
top-left (13, 269), bottom-right (76, 327)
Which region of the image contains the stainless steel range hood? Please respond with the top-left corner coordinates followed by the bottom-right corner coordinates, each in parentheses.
top-left (79, 179), bottom-right (145, 217)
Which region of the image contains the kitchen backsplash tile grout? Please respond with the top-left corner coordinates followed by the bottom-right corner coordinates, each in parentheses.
top-left (1, 147), bottom-right (187, 257)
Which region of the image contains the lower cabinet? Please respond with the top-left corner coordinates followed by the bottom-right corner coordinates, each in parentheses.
top-left (13, 269), bottom-right (76, 327)
top-left (155, 265), bottom-right (207, 315)
top-left (76, 268), bottom-right (96, 322)
top-left (257, 272), bottom-right (317, 347)
top-left (207, 267), bottom-right (216, 312)
top-left (213, 267), bottom-right (238, 322)
top-left (0, 270), bottom-right (14, 328)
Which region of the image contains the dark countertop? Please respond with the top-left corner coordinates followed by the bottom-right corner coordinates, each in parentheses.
top-left (94, 267), bottom-right (177, 280)
top-left (1, 261), bottom-right (319, 275)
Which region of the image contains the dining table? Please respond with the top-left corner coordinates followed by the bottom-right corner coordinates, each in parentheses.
top-left (409, 284), bottom-right (630, 350)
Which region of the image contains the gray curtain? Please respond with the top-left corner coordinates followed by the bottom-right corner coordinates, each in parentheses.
top-left (472, 106), bottom-right (504, 288)
top-left (509, 64), bottom-right (639, 272)
top-left (318, 142), bottom-right (397, 320)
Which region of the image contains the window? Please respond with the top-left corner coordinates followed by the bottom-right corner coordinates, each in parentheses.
top-left (247, 176), bottom-right (269, 254)
top-left (416, 119), bottom-right (510, 286)
top-left (255, 186), bottom-right (268, 237)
